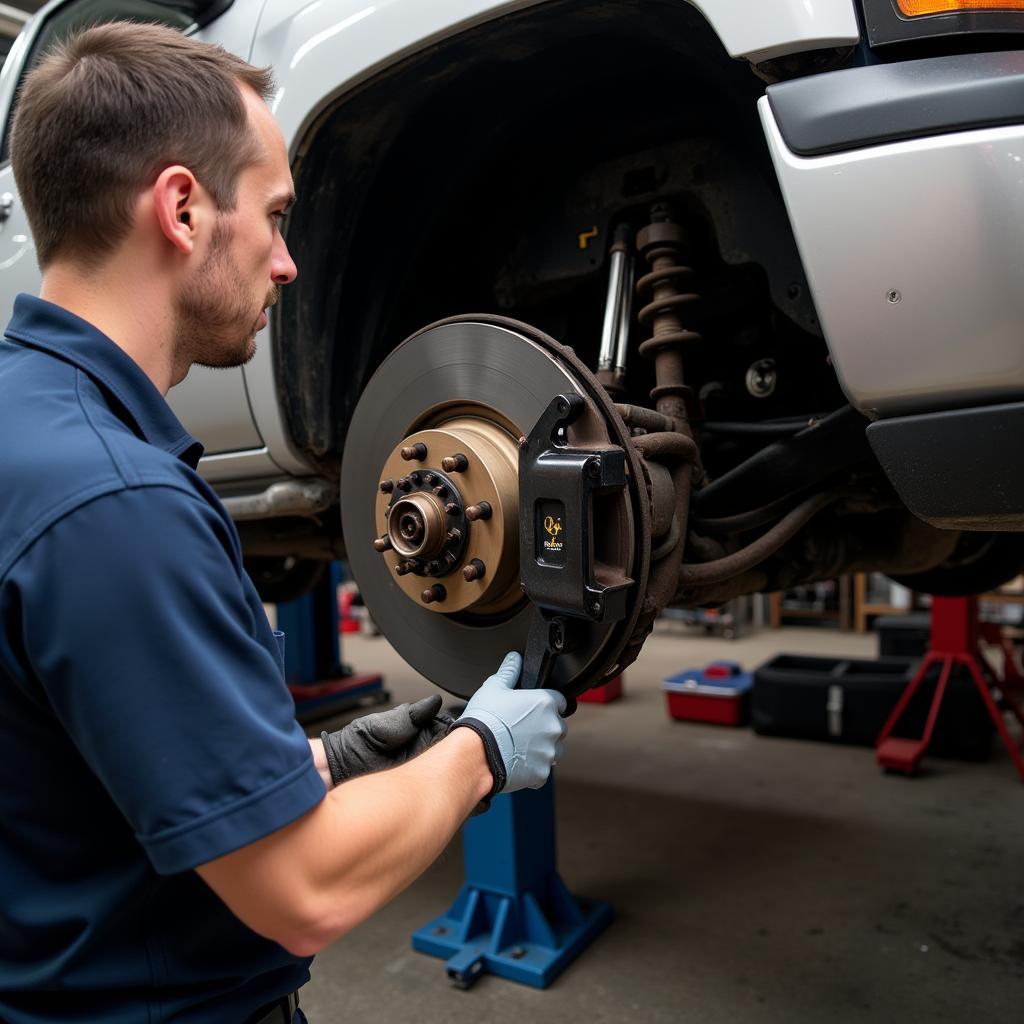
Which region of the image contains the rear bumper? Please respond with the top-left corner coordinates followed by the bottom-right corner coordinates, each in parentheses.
top-left (760, 51), bottom-right (1024, 420)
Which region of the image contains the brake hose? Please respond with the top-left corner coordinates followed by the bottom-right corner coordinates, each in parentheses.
top-left (678, 491), bottom-right (840, 586)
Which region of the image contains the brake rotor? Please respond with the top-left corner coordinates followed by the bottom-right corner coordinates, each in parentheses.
top-left (341, 316), bottom-right (650, 699)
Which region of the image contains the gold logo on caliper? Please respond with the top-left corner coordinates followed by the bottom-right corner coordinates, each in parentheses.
top-left (543, 515), bottom-right (564, 553)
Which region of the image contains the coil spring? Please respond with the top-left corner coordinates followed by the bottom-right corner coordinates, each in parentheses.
top-left (635, 205), bottom-right (701, 421)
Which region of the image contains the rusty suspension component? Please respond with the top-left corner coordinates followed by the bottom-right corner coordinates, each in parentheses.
top-left (626, 204), bottom-right (703, 572)
top-left (636, 203), bottom-right (701, 436)
top-left (615, 196), bottom-right (705, 662)
top-left (589, 206), bottom-right (706, 673)
top-left (678, 491), bottom-right (841, 587)
top-left (677, 504), bottom-right (961, 607)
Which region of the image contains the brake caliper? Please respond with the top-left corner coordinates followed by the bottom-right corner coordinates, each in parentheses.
top-left (519, 394), bottom-right (633, 689)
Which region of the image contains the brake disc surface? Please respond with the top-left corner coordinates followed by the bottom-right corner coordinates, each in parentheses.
top-left (341, 317), bottom-right (648, 699)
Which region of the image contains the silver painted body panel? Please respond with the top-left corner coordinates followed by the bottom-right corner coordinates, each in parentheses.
top-left (253, 0), bottom-right (859, 150)
top-left (761, 97), bottom-right (1024, 418)
top-left (687, 0), bottom-right (858, 62)
top-left (0, 0), bottom-right (268, 473)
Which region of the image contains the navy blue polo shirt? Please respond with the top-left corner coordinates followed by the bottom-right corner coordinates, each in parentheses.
top-left (0, 295), bottom-right (326, 1023)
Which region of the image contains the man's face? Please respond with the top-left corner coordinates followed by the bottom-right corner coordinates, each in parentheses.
top-left (174, 89), bottom-right (297, 369)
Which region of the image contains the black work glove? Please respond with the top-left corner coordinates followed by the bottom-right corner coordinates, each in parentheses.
top-left (320, 694), bottom-right (455, 785)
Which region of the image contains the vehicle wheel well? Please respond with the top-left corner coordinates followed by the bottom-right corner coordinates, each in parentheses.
top-left (277, 0), bottom-right (810, 474)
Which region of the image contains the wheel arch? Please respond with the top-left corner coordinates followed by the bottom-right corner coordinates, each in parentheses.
top-left (274, 0), bottom-right (808, 475)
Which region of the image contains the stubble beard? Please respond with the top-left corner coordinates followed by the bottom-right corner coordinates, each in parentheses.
top-left (175, 219), bottom-right (278, 371)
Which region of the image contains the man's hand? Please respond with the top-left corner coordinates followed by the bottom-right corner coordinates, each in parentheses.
top-left (450, 651), bottom-right (567, 795)
top-left (320, 695), bottom-right (454, 786)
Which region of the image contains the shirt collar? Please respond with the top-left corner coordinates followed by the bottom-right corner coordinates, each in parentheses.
top-left (4, 293), bottom-right (204, 468)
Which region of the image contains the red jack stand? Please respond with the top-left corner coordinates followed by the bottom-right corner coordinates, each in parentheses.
top-left (875, 597), bottom-right (1024, 779)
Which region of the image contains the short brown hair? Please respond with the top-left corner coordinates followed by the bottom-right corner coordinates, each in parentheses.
top-left (10, 21), bottom-right (275, 269)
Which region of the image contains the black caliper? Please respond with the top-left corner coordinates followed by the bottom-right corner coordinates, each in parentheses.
top-left (518, 394), bottom-right (632, 693)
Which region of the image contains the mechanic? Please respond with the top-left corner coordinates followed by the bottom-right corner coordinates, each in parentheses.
top-left (0, 22), bottom-right (567, 1024)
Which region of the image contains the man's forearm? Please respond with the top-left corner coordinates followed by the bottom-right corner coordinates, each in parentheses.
top-left (301, 728), bottom-right (492, 944)
top-left (198, 727), bottom-right (491, 955)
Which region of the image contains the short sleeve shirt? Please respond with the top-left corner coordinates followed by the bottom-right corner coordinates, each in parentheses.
top-left (0, 295), bottom-right (326, 1023)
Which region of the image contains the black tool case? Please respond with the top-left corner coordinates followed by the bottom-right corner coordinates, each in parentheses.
top-left (752, 654), bottom-right (993, 760)
top-left (874, 612), bottom-right (931, 658)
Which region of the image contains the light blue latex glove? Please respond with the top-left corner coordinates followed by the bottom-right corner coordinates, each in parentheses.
top-left (451, 651), bottom-right (568, 796)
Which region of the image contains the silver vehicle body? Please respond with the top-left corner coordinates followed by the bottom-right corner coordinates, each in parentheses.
top-left (0, 0), bottom-right (859, 485)
top-left (1, 0), bottom-right (1021, 536)
top-left (762, 107), bottom-right (1024, 418)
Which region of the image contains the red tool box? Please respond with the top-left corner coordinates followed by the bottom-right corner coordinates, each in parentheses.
top-left (663, 661), bottom-right (753, 726)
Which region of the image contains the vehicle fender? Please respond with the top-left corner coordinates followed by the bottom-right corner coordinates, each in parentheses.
top-left (254, 0), bottom-right (860, 148)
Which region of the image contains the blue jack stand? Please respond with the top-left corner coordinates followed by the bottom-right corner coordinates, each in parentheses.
top-left (276, 562), bottom-right (388, 723)
top-left (412, 779), bottom-right (612, 989)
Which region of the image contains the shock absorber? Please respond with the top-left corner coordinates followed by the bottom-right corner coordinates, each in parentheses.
top-left (596, 223), bottom-right (634, 399)
top-left (636, 203), bottom-right (701, 436)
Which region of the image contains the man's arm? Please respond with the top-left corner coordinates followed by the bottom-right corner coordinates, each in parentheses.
top-left (198, 651), bottom-right (566, 956)
top-left (198, 727), bottom-right (491, 956)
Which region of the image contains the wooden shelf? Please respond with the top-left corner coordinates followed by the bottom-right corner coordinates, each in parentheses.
top-left (853, 573), bottom-right (921, 632)
top-left (769, 577), bottom-right (853, 630)
top-left (768, 575), bottom-right (931, 633)
top-left (978, 590), bottom-right (1024, 604)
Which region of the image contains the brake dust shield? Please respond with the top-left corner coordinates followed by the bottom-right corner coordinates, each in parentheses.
top-left (341, 316), bottom-right (650, 700)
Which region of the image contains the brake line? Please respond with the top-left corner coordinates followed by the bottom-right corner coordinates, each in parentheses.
top-left (678, 491), bottom-right (840, 586)
top-left (689, 490), bottom-right (808, 535)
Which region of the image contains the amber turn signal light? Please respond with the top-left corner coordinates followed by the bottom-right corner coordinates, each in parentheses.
top-left (898, 0), bottom-right (1024, 14)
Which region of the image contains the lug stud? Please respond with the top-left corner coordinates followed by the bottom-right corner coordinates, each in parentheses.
top-left (401, 443), bottom-right (428, 461)
top-left (379, 479), bottom-right (394, 494)
top-left (372, 536), bottom-right (392, 552)
top-left (421, 584), bottom-right (447, 604)
top-left (397, 476), bottom-right (413, 492)
top-left (446, 528), bottom-right (463, 542)
top-left (441, 453), bottom-right (469, 473)
top-left (465, 501), bottom-right (492, 522)
top-left (445, 502), bottom-right (460, 516)
top-left (463, 558), bottom-right (486, 582)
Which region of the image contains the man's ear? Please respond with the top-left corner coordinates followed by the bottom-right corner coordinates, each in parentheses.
top-left (152, 166), bottom-right (201, 255)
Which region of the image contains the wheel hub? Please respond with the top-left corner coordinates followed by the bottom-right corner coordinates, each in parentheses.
top-left (374, 418), bottom-right (521, 615)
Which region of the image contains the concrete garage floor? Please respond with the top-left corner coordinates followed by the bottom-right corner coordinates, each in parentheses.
top-left (300, 624), bottom-right (1024, 1023)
